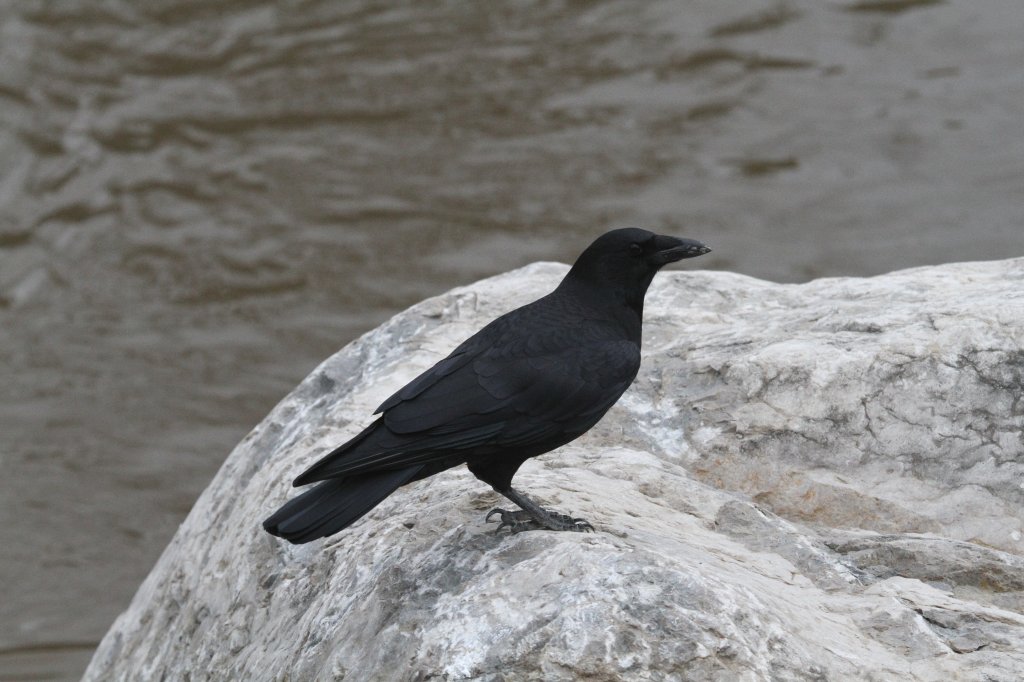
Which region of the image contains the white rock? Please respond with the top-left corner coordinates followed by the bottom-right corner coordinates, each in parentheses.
top-left (85, 260), bottom-right (1024, 681)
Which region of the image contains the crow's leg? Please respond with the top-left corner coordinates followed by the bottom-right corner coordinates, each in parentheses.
top-left (485, 487), bottom-right (593, 533)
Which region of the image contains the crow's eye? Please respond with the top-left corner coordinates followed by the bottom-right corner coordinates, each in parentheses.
top-left (629, 243), bottom-right (642, 256)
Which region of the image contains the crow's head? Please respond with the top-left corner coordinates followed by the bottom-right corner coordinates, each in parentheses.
top-left (565, 228), bottom-right (710, 302)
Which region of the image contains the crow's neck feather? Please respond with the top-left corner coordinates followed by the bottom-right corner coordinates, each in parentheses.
top-left (556, 272), bottom-right (650, 341)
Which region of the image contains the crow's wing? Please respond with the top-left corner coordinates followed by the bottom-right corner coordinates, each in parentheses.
top-left (383, 333), bottom-right (639, 433)
top-left (372, 295), bottom-right (585, 415)
top-left (382, 295), bottom-right (639, 430)
top-left (294, 302), bottom-right (640, 484)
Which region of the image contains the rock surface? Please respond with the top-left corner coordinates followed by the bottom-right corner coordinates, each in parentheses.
top-left (85, 259), bottom-right (1024, 681)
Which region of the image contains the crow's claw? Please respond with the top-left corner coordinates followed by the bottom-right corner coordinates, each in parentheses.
top-left (485, 508), bottom-right (539, 534)
top-left (485, 507), bottom-right (594, 534)
top-left (549, 513), bottom-right (594, 533)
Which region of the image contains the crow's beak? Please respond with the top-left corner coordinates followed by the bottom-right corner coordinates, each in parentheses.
top-left (652, 237), bottom-right (711, 265)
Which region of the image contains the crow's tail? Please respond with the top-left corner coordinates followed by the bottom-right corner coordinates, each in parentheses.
top-left (263, 466), bottom-right (422, 544)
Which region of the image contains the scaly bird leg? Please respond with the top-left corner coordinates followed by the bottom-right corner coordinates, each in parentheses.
top-left (485, 487), bottom-right (594, 534)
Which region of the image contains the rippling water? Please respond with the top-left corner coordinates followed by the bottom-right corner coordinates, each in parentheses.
top-left (1, 1), bottom-right (1022, 679)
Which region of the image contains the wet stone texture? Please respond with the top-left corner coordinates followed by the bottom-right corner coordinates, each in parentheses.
top-left (85, 260), bottom-right (1024, 681)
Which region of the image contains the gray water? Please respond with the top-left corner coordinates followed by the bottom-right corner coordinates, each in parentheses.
top-left (1, 1), bottom-right (1022, 679)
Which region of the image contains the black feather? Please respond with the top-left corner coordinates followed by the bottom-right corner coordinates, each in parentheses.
top-left (264, 466), bottom-right (423, 543)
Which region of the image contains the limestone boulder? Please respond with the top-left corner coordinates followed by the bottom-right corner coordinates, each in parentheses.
top-left (85, 259), bottom-right (1024, 681)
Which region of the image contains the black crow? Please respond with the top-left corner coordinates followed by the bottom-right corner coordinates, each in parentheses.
top-left (263, 228), bottom-right (710, 543)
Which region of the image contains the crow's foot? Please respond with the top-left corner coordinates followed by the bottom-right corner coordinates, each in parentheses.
top-left (485, 507), bottom-right (594, 534)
